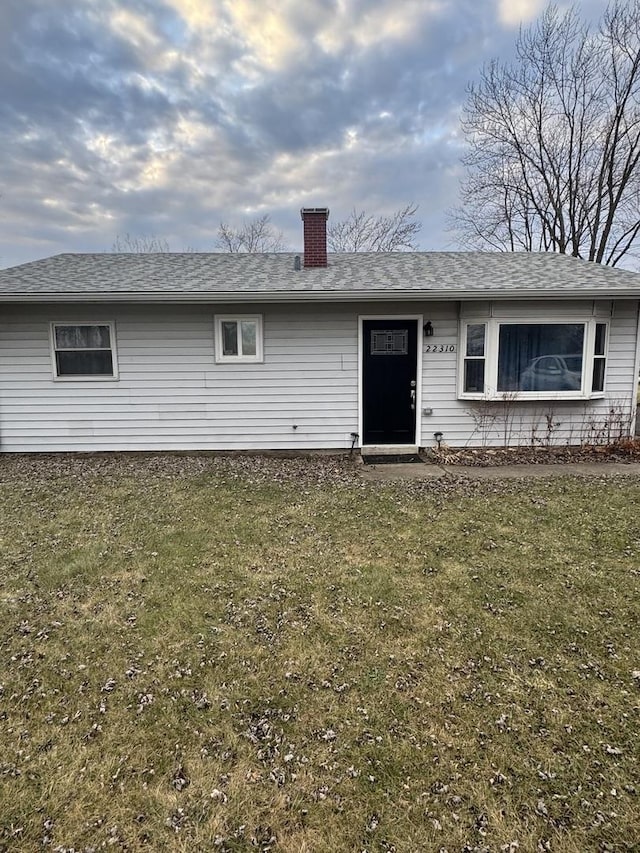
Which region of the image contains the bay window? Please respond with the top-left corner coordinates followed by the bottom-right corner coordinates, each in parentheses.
top-left (460, 319), bottom-right (608, 399)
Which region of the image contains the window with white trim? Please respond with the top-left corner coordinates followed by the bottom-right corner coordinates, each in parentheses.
top-left (459, 319), bottom-right (608, 400)
top-left (592, 322), bottom-right (607, 392)
top-left (51, 322), bottom-right (118, 379)
top-left (214, 315), bottom-right (263, 363)
top-left (463, 323), bottom-right (486, 393)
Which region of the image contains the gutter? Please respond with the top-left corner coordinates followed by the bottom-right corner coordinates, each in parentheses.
top-left (2, 288), bottom-right (640, 304)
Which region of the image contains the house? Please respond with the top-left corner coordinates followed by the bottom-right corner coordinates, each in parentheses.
top-left (1, 208), bottom-right (640, 454)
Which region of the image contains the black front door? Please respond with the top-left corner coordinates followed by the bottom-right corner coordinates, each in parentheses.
top-left (362, 319), bottom-right (418, 445)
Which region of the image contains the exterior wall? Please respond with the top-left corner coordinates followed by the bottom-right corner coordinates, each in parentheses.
top-left (0, 303), bottom-right (360, 452)
top-left (0, 299), bottom-right (637, 452)
top-left (419, 299), bottom-right (639, 449)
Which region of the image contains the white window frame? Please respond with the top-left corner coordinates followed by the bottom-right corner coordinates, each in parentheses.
top-left (50, 321), bottom-right (119, 381)
top-left (214, 315), bottom-right (263, 363)
top-left (458, 317), bottom-right (609, 401)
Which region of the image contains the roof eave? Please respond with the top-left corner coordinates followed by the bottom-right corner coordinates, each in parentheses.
top-left (0, 288), bottom-right (639, 303)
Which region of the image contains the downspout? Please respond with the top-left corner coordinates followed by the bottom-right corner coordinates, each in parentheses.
top-left (631, 300), bottom-right (640, 437)
top-left (0, 318), bottom-right (3, 452)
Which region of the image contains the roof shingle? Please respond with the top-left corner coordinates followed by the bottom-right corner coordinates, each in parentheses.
top-left (0, 251), bottom-right (638, 300)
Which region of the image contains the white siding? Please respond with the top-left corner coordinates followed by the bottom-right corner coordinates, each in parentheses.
top-left (0, 299), bottom-right (638, 452)
top-left (420, 299), bottom-right (640, 449)
top-left (0, 303), bottom-right (360, 452)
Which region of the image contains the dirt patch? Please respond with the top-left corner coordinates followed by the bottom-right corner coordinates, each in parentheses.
top-left (428, 439), bottom-right (640, 467)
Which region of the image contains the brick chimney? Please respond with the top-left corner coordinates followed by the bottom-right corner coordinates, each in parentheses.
top-left (301, 207), bottom-right (329, 268)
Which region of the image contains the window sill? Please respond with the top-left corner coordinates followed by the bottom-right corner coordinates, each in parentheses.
top-left (215, 357), bottom-right (264, 365)
top-left (459, 391), bottom-right (606, 402)
top-left (53, 375), bottom-right (119, 382)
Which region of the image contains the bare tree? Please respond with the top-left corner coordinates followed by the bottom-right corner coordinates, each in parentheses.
top-left (111, 233), bottom-right (171, 253)
top-left (111, 233), bottom-right (197, 253)
top-left (328, 204), bottom-right (421, 251)
top-left (449, 2), bottom-right (640, 267)
top-left (215, 214), bottom-right (286, 252)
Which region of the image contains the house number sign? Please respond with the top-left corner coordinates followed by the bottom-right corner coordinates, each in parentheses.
top-left (424, 344), bottom-right (456, 353)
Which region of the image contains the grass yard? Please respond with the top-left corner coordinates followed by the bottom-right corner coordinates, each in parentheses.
top-left (0, 454), bottom-right (639, 852)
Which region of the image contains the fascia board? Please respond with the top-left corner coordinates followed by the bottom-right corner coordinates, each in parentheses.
top-left (1, 288), bottom-right (640, 303)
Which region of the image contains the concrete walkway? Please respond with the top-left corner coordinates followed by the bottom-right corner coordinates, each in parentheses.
top-left (359, 460), bottom-right (640, 480)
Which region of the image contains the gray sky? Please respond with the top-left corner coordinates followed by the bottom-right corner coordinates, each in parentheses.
top-left (0, 0), bottom-right (609, 268)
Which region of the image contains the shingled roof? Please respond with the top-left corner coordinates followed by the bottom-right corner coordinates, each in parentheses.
top-left (0, 251), bottom-right (639, 302)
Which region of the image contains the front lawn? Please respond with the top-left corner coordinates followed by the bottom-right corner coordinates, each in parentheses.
top-left (0, 455), bottom-right (638, 852)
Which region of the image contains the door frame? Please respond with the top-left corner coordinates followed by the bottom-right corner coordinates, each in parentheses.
top-left (358, 314), bottom-right (423, 449)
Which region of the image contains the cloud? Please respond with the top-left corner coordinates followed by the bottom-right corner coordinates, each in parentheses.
top-left (497, 0), bottom-right (546, 27)
top-left (0, 0), bottom-right (611, 266)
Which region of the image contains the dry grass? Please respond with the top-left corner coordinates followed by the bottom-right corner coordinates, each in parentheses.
top-left (0, 454), bottom-right (639, 852)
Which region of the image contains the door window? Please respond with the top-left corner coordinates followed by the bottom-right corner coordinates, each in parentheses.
top-left (370, 329), bottom-right (408, 355)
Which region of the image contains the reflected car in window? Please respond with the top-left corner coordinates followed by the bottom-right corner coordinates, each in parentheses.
top-left (519, 355), bottom-right (582, 391)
